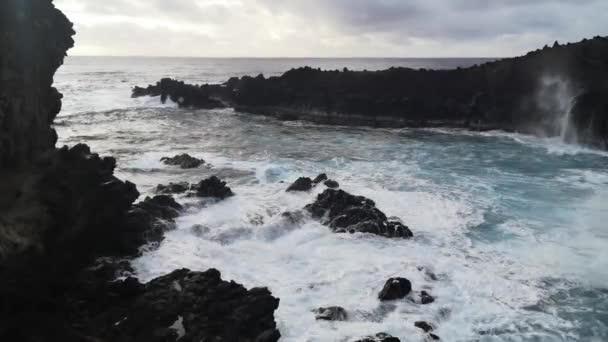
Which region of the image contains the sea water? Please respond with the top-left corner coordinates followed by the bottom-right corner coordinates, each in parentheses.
top-left (54, 57), bottom-right (608, 341)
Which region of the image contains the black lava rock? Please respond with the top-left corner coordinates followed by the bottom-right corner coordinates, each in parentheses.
top-left (420, 291), bottom-right (435, 304)
top-left (93, 268), bottom-right (281, 342)
top-left (312, 173), bottom-right (328, 184)
top-left (132, 78), bottom-right (226, 109)
top-left (324, 179), bottom-right (340, 188)
top-left (415, 321), bottom-right (434, 333)
top-left (156, 182), bottom-right (190, 194)
top-left (378, 277), bottom-right (412, 301)
top-left (355, 333), bottom-right (401, 342)
top-left (191, 176), bottom-right (234, 199)
top-left (313, 306), bottom-right (348, 321)
top-left (286, 177), bottom-right (313, 192)
top-left (305, 189), bottom-right (413, 239)
top-left (160, 153), bottom-right (204, 169)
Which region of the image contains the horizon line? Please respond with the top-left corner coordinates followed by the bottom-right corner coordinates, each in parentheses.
top-left (67, 54), bottom-right (504, 59)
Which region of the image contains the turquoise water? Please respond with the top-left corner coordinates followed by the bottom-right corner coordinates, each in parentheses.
top-left (55, 57), bottom-right (608, 341)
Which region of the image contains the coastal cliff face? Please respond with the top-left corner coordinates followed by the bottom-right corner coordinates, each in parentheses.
top-left (228, 37), bottom-right (608, 147)
top-left (0, 2), bottom-right (281, 341)
top-left (0, 0), bottom-right (74, 168)
top-left (134, 37), bottom-right (608, 148)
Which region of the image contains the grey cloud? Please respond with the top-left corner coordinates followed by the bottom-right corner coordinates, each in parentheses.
top-left (55, 0), bottom-right (608, 57)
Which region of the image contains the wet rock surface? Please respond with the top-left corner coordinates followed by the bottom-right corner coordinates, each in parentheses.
top-left (324, 179), bottom-right (340, 188)
top-left (156, 182), bottom-right (190, 194)
top-left (415, 321), bottom-right (434, 333)
top-left (94, 269), bottom-right (281, 342)
top-left (160, 153), bottom-right (204, 169)
top-left (136, 37), bottom-right (608, 149)
top-left (132, 78), bottom-right (226, 109)
top-left (190, 176), bottom-right (234, 199)
top-left (420, 290), bottom-right (435, 304)
top-left (286, 177), bottom-right (313, 192)
top-left (313, 306), bottom-right (348, 321)
top-left (378, 277), bottom-right (412, 301)
top-left (312, 173), bottom-right (328, 184)
top-left (354, 333), bottom-right (401, 342)
top-left (305, 189), bottom-right (413, 238)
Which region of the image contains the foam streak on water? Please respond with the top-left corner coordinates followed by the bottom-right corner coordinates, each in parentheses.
top-left (55, 57), bottom-right (608, 342)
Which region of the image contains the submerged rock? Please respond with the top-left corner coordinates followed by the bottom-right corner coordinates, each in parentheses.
top-left (305, 189), bottom-right (413, 238)
top-left (160, 153), bottom-right (204, 169)
top-left (355, 333), bottom-right (401, 342)
top-left (378, 277), bottom-right (412, 301)
top-left (286, 177), bottom-right (313, 192)
top-left (415, 321), bottom-right (434, 333)
top-left (156, 182), bottom-right (190, 194)
top-left (191, 176), bottom-right (234, 199)
top-left (420, 291), bottom-right (435, 304)
top-left (313, 306), bottom-right (348, 321)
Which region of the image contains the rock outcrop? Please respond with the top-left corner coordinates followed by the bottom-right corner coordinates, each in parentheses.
top-left (90, 268), bottom-right (280, 342)
top-left (0, 0), bottom-right (74, 168)
top-left (378, 277), bottom-right (412, 301)
top-left (286, 177), bottom-right (314, 192)
top-left (160, 153), bottom-right (205, 169)
top-left (136, 37), bottom-right (608, 149)
top-left (313, 306), bottom-right (348, 321)
top-left (0, 2), bottom-right (280, 341)
top-left (305, 189), bottom-right (414, 238)
top-left (355, 333), bottom-right (401, 342)
top-left (190, 176), bottom-right (234, 199)
top-left (132, 78), bottom-right (226, 109)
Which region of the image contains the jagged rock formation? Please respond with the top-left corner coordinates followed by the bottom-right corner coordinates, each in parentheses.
top-left (136, 37), bottom-right (608, 149)
top-left (84, 269), bottom-right (280, 342)
top-left (305, 189), bottom-right (414, 239)
top-left (133, 78), bottom-right (226, 109)
top-left (0, 1), bottom-right (280, 341)
top-left (160, 153), bottom-right (205, 169)
top-left (0, 0), bottom-right (74, 168)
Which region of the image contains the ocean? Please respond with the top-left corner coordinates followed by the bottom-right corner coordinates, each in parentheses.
top-left (54, 56), bottom-right (608, 341)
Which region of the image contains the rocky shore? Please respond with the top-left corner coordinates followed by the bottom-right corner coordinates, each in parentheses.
top-left (0, 1), bottom-right (280, 341)
top-left (134, 37), bottom-right (608, 149)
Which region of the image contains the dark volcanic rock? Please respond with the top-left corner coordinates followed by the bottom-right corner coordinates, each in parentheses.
top-left (415, 321), bottom-right (434, 333)
top-left (312, 173), bottom-right (328, 184)
top-left (569, 91), bottom-right (608, 149)
top-left (160, 153), bottom-right (204, 169)
top-left (420, 291), bottom-right (435, 305)
top-left (156, 182), bottom-right (190, 194)
top-left (355, 333), bottom-right (401, 342)
top-left (191, 176), bottom-right (234, 199)
top-left (286, 177), bottom-right (313, 192)
top-left (0, 3), bottom-right (281, 342)
top-left (137, 37), bottom-right (608, 149)
top-left (132, 78), bottom-right (226, 109)
top-left (429, 333), bottom-right (441, 340)
top-left (305, 189), bottom-right (413, 238)
top-left (324, 179), bottom-right (340, 188)
top-left (0, 0), bottom-right (74, 167)
top-left (313, 306), bottom-right (348, 321)
top-left (378, 277), bottom-right (412, 301)
top-left (96, 269), bottom-right (280, 342)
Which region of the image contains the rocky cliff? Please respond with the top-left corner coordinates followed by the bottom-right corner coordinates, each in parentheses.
top-left (135, 37), bottom-right (608, 149)
top-left (0, 1), bottom-right (280, 341)
top-left (0, 0), bottom-right (74, 168)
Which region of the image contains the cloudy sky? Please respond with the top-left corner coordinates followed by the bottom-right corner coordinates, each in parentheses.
top-left (54, 0), bottom-right (607, 57)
